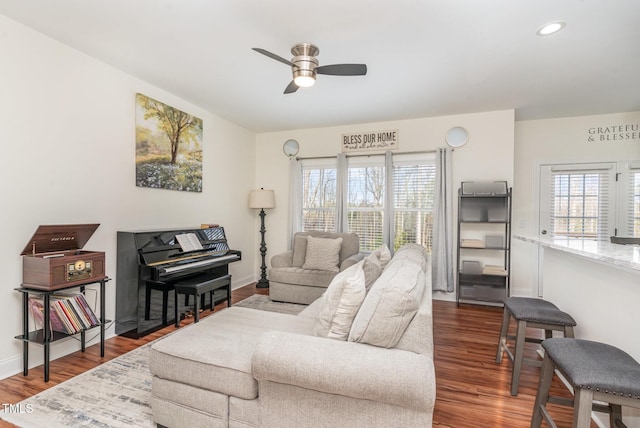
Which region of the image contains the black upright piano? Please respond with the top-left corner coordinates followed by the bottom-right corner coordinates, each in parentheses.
top-left (115, 226), bottom-right (241, 337)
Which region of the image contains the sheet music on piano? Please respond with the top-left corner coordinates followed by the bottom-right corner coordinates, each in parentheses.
top-left (175, 233), bottom-right (203, 252)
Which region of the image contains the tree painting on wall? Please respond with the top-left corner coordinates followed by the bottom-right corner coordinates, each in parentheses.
top-left (135, 93), bottom-right (203, 192)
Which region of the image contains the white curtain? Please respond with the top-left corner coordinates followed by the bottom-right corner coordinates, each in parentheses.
top-left (383, 150), bottom-right (394, 251)
top-left (432, 147), bottom-right (454, 292)
top-left (288, 158), bottom-right (303, 249)
top-left (336, 153), bottom-right (348, 233)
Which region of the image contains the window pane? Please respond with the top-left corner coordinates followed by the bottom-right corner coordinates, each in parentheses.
top-left (347, 166), bottom-right (385, 208)
top-left (633, 172), bottom-right (640, 236)
top-left (550, 171), bottom-right (608, 240)
top-left (302, 209), bottom-right (335, 232)
top-left (392, 162), bottom-right (435, 252)
top-left (347, 164), bottom-right (385, 250)
top-left (348, 210), bottom-right (384, 251)
top-left (394, 211), bottom-right (433, 251)
top-left (302, 166), bottom-right (337, 232)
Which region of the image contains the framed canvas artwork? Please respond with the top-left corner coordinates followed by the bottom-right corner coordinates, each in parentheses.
top-left (135, 93), bottom-right (203, 192)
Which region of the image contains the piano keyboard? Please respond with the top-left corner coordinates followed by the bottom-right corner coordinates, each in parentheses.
top-left (162, 253), bottom-right (239, 274)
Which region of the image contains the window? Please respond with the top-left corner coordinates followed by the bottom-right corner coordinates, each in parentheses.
top-left (632, 170), bottom-right (640, 235)
top-left (300, 153), bottom-right (436, 252)
top-left (540, 161), bottom-right (639, 241)
top-left (619, 161), bottom-right (640, 237)
top-left (392, 155), bottom-right (436, 251)
top-left (301, 161), bottom-right (337, 232)
top-left (347, 156), bottom-right (385, 252)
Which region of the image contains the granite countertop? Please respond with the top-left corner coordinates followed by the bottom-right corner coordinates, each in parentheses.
top-left (514, 235), bottom-right (640, 272)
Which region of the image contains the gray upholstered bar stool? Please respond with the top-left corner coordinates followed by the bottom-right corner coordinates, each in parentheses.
top-left (496, 297), bottom-right (576, 396)
top-left (531, 338), bottom-right (640, 428)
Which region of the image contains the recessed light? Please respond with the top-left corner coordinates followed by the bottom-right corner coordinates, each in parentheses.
top-left (536, 21), bottom-right (566, 36)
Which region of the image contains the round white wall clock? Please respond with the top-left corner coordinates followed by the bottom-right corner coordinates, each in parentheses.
top-left (445, 127), bottom-right (468, 147)
top-left (283, 139), bottom-right (300, 157)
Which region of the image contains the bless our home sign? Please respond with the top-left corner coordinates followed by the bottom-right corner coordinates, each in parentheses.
top-left (342, 129), bottom-right (399, 152)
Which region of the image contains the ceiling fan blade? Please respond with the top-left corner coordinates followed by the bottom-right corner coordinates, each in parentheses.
top-left (284, 81), bottom-right (299, 94)
top-left (252, 48), bottom-right (294, 66)
top-left (316, 64), bottom-right (367, 76)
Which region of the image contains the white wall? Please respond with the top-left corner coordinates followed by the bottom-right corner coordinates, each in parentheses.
top-left (512, 111), bottom-right (640, 297)
top-left (255, 110), bottom-right (515, 302)
top-left (0, 15), bottom-right (257, 379)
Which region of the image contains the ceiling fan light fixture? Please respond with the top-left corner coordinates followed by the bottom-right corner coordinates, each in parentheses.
top-left (294, 74), bottom-right (315, 87)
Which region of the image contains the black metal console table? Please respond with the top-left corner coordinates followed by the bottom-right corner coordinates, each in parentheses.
top-left (15, 277), bottom-right (110, 382)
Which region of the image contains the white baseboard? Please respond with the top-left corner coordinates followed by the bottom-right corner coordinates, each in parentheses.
top-left (0, 326), bottom-right (117, 381)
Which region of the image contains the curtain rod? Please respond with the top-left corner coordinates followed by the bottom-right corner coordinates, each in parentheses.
top-left (295, 149), bottom-right (444, 161)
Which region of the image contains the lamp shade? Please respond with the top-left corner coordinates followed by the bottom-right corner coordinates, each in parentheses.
top-left (249, 189), bottom-right (275, 209)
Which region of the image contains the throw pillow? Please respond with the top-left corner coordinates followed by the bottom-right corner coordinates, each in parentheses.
top-left (291, 234), bottom-right (308, 267)
top-left (348, 259), bottom-right (425, 348)
top-left (362, 252), bottom-right (383, 290)
top-left (372, 244), bottom-right (392, 269)
top-left (302, 236), bottom-right (343, 272)
top-left (314, 265), bottom-right (366, 340)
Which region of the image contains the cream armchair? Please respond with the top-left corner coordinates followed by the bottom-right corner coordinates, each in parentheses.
top-left (268, 231), bottom-right (363, 304)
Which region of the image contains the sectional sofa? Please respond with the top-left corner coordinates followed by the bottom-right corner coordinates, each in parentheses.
top-left (149, 243), bottom-right (435, 427)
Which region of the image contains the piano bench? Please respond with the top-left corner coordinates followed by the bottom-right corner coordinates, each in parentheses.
top-left (174, 275), bottom-right (232, 327)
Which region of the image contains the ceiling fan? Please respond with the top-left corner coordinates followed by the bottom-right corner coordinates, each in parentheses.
top-left (252, 43), bottom-right (367, 94)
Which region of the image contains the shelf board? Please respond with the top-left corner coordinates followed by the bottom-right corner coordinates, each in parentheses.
top-left (15, 321), bottom-right (110, 345)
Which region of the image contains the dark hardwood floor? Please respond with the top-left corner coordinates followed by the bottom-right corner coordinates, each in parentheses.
top-left (0, 284), bottom-right (593, 427)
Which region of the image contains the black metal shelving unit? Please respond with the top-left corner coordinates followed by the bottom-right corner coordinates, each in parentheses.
top-left (15, 277), bottom-right (110, 382)
top-left (456, 183), bottom-right (512, 306)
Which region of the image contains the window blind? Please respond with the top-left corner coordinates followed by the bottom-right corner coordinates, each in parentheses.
top-left (625, 162), bottom-right (640, 236)
top-left (299, 152), bottom-right (437, 252)
top-left (392, 154), bottom-right (436, 251)
top-left (301, 160), bottom-right (337, 232)
top-left (347, 156), bottom-right (385, 251)
top-left (546, 163), bottom-right (615, 240)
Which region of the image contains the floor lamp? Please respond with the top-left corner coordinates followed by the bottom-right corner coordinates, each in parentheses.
top-left (249, 188), bottom-right (275, 288)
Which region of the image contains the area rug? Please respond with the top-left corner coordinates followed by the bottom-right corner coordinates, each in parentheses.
top-left (0, 295), bottom-right (307, 428)
top-left (234, 294), bottom-right (306, 315)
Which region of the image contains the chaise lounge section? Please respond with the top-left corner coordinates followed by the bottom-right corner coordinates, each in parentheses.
top-left (149, 243), bottom-right (435, 427)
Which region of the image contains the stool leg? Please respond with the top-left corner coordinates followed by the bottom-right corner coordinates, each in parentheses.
top-left (565, 325), bottom-right (575, 339)
top-left (194, 293), bottom-right (200, 323)
top-left (531, 353), bottom-right (554, 428)
top-left (609, 404), bottom-right (623, 428)
top-left (511, 320), bottom-right (527, 396)
top-left (496, 307), bottom-right (510, 363)
top-left (573, 388), bottom-right (594, 428)
top-left (174, 290), bottom-right (180, 328)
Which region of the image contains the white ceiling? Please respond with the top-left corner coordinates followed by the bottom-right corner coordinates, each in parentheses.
top-left (1, 0), bottom-right (639, 133)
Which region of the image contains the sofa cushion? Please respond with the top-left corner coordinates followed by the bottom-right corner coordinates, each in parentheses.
top-left (390, 243), bottom-right (429, 273)
top-left (302, 236), bottom-right (342, 272)
top-left (291, 234), bottom-right (308, 267)
top-left (149, 307), bottom-right (315, 400)
top-left (348, 258), bottom-right (426, 348)
top-left (290, 231), bottom-right (360, 265)
top-left (362, 252), bottom-right (383, 290)
top-left (372, 244), bottom-right (392, 269)
top-left (314, 265), bottom-right (366, 340)
top-left (269, 267), bottom-right (337, 288)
